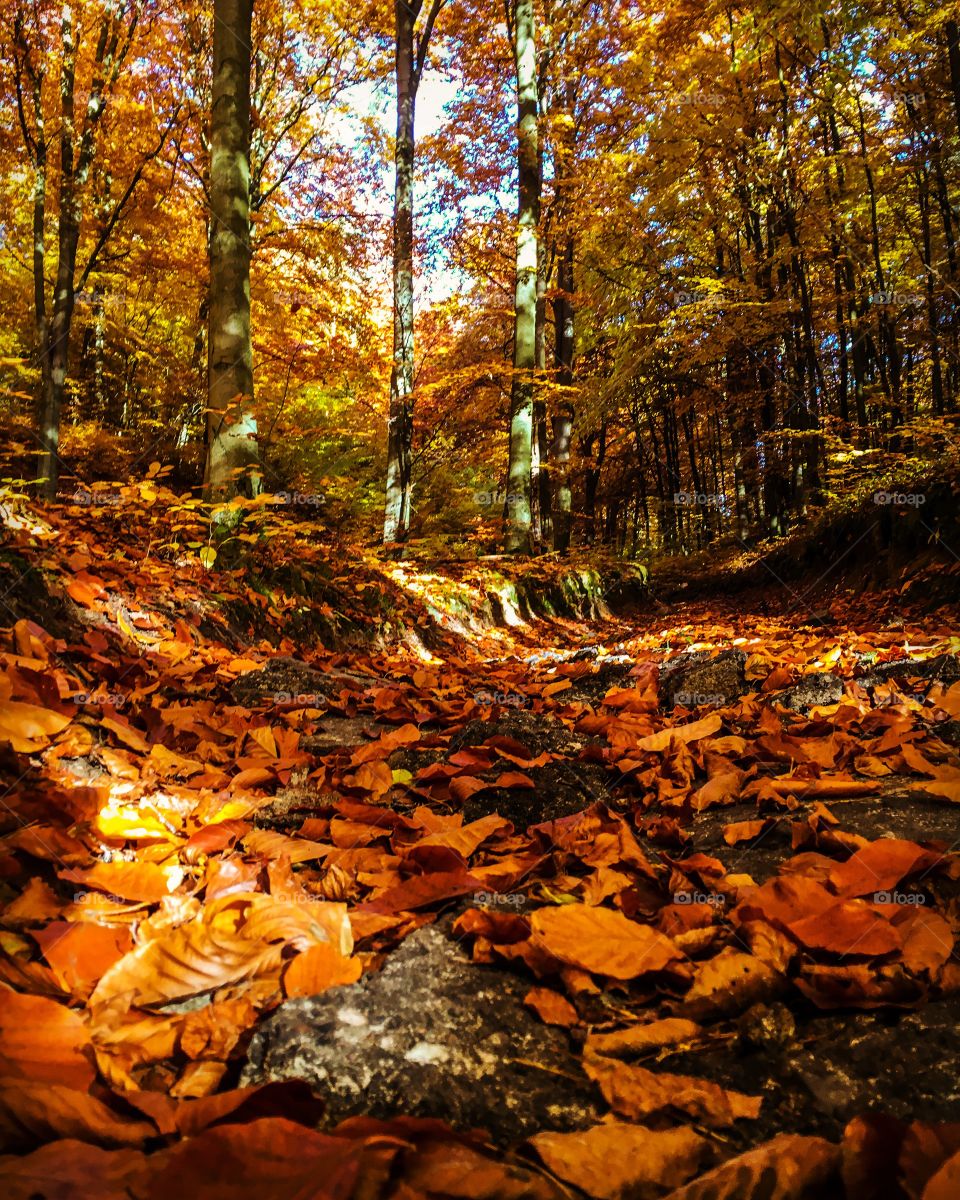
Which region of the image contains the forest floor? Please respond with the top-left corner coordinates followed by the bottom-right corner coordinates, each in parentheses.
top-left (1, 489), bottom-right (960, 1198)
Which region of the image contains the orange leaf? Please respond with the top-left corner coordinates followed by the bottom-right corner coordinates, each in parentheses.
top-left (0, 988), bottom-right (95, 1090)
top-left (523, 987), bottom-right (579, 1026)
top-left (530, 904), bottom-right (684, 980)
top-left (283, 942), bottom-right (363, 998)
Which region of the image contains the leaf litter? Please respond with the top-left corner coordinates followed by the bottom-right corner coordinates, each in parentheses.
top-left (1, 490), bottom-right (960, 1196)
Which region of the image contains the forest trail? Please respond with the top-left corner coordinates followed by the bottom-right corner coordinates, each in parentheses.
top-left (2, 492), bottom-right (960, 1198)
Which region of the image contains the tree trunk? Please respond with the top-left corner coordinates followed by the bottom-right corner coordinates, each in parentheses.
top-left (551, 76), bottom-right (575, 553)
top-left (946, 21), bottom-right (960, 145)
top-left (504, 0), bottom-right (539, 553)
top-left (383, 0), bottom-right (418, 547)
top-left (551, 236), bottom-right (575, 552)
top-left (205, 0), bottom-right (260, 503)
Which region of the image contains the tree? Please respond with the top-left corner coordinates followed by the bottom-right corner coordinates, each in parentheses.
top-left (503, 0), bottom-right (539, 553)
top-left (383, 0), bottom-right (445, 549)
top-left (10, 0), bottom-right (167, 498)
top-left (205, 0), bottom-right (260, 502)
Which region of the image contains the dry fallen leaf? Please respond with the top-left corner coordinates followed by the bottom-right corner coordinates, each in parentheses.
top-left (661, 1132), bottom-right (840, 1198)
top-left (530, 904), bottom-right (684, 981)
top-left (584, 1053), bottom-right (762, 1127)
top-left (531, 1122), bottom-right (707, 1199)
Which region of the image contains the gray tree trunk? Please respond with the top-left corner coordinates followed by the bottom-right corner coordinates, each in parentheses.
top-left (383, 0), bottom-right (443, 549)
top-left (205, 0), bottom-right (261, 502)
top-left (504, 0), bottom-right (539, 553)
top-left (383, 0), bottom-right (418, 547)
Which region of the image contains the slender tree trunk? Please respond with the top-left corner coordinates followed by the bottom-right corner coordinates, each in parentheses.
top-left (504, 0), bottom-right (539, 553)
top-left (384, 0), bottom-right (417, 547)
top-left (946, 21), bottom-right (960, 144)
top-left (205, 0), bottom-right (260, 502)
top-left (552, 235), bottom-right (574, 552)
top-left (36, 5), bottom-right (80, 497)
top-left (551, 75), bottom-right (575, 553)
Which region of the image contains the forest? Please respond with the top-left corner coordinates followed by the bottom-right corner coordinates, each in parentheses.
top-left (1, 1), bottom-right (960, 1197)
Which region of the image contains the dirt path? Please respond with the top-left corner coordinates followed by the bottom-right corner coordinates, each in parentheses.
top-left (2, 585), bottom-right (960, 1197)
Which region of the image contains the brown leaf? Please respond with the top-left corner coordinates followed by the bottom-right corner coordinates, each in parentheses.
top-left (33, 921), bottom-right (134, 995)
top-left (59, 861), bottom-right (172, 903)
top-left (530, 904), bottom-right (684, 981)
top-left (584, 1054), bottom-right (762, 1127)
top-left (787, 901), bottom-right (901, 957)
top-left (828, 839), bottom-right (945, 899)
top-left (0, 1140), bottom-right (149, 1200)
top-left (661, 1133), bottom-right (839, 1199)
top-left (634, 713), bottom-right (722, 753)
top-left (283, 942), bottom-right (363, 998)
top-left (585, 1017), bottom-right (701, 1059)
top-left (130, 1116), bottom-right (389, 1200)
top-left (89, 919), bottom-right (283, 1010)
top-left (681, 948), bottom-right (784, 1020)
top-left (0, 1080), bottom-right (157, 1152)
top-left (531, 1122), bottom-right (706, 1199)
top-left (523, 987), bottom-right (579, 1026)
top-left (0, 988), bottom-right (95, 1090)
top-left (399, 1138), bottom-right (563, 1198)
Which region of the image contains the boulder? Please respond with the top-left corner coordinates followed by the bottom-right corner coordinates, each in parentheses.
top-left (772, 673), bottom-right (843, 711)
top-left (854, 653), bottom-right (960, 688)
top-left (660, 649), bottom-right (748, 710)
top-left (230, 657), bottom-right (368, 708)
top-left (241, 921), bottom-right (599, 1145)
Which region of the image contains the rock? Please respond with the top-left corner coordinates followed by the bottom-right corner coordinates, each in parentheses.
top-left (933, 719), bottom-right (960, 747)
top-left (461, 760), bottom-right (610, 827)
top-left (447, 711), bottom-right (606, 827)
top-left (230, 657), bottom-right (372, 708)
top-left (801, 611), bottom-right (835, 628)
top-left (231, 657), bottom-right (336, 708)
top-left (854, 653), bottom-right (960, 687)
top-left (772, 673), bottom-right (843, 711)
top-left (660, 649), bottom-right (747, 710)
top-left (737, 1002), bottom-right (797, 1051)
top-left (300, 717), bottom-right (386, 756)
top-left (563, 657), bottom-right (638, 703)
top-left (241, 921), bottom-right (599, 1145)
top-left (450, 711), bottom-right (584, 758)
top-left (252, 785), bottom-right (337, 831)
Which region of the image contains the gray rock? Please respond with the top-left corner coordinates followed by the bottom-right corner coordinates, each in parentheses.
top-left (446, 711), bottom-right (605, 827)
top-left (854, 653), bottom-right (960, 686)
top-left (450, 710), bottom-right (583, 757)
top-left (932, 719), bottom-right (960, 747)
top-left (461, 760), bottom-right (609, 828)
top-left (241, 921), bottom-right (599, 1145)
top-left (660, 648), bottom-right (747, 710)
top-left (772, 672), bottom-right (843, 711)
top-left (230, 657), bottom-right (366, 708)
